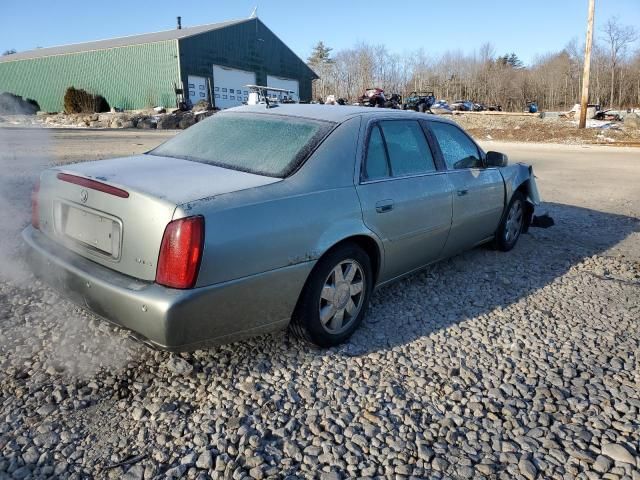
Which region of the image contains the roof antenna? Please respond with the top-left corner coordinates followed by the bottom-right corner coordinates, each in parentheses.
top-left (249, 6), bottom-right (258, 18)
top-left (177, 16), bottom-right (182, 30)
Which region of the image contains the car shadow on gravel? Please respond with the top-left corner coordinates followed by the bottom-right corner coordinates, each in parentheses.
top-left (324, 201), bottom-right (640, 356)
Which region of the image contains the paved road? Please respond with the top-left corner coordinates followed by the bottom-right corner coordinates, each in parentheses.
top-left (480, 141), bottom-right (640, 219)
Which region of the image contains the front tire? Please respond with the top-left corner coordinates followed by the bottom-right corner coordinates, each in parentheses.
top-left (494, 191), bottom-right (525, 251)
top-left (290, 244), bottom-right (373, 347)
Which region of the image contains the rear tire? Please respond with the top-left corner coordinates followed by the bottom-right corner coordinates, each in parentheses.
top-left (290, 244), bottom-right (372, 347)
top-left (494, 191), bottom-right (525, 251)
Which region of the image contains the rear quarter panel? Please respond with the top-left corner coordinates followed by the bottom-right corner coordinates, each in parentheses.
top-left (177, 116), bottom-right (381, 288)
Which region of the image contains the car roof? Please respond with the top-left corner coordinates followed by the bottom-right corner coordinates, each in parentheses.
top-left (225, 104), bottom-right (458, 125)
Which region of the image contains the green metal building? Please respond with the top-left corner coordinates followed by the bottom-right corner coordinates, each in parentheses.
top-left (0, 18), bottom-right (317, 112)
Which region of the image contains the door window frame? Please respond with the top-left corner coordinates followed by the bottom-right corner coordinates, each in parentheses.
top-left (359, 117), bottom-right (447, 184)
top-left (422, 120), bottom-right (490, 171)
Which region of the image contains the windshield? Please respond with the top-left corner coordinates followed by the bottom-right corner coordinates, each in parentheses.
top-left (149, 112), bottom-right (334, 178)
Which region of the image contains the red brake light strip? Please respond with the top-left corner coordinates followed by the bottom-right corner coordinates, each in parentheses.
top-left (56, 173), bottom-right (129, 198)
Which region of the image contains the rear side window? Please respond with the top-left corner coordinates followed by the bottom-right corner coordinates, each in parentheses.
top-left (429, 122), bottom-right (482, 169)
top-left (380, 121), bottom-right (436, 176)
top-left (363, 120), bottom-right (435, 180)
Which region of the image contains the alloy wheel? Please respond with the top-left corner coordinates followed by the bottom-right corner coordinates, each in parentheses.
top-left (318, 259), bottom-right (365, 334)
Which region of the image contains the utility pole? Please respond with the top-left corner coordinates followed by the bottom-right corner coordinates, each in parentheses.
top-left (579, 0), bottom-right (595, 129)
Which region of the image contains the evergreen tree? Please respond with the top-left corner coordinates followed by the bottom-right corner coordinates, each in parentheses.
top-left (307, 41), bottom-right (333, 67)
top-left (497, 52), bottom-right (524, 69)
top-left (507, 52), bottom-right (524, 69)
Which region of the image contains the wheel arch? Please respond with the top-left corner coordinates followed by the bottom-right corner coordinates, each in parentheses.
top-left (311, 233), bottom-right (381, 285)
top-left (288, 232), bottom-right (383, 341)
top-left (327, 234), bottom-right (382, 285)
top-left (500, 163), bottom-right (540, 232)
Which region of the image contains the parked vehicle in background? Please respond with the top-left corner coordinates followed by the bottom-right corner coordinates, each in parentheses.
top-left (594, 109), bottom-right (622, 121)
top-left (384, 93), bottom-right (402, 109)
top-left (359, 88), bottom-right (386, 107)
top-left (473, 103), bottom-right (486, 112)
top-left (450, 100), bottom-right (474, 111)
top-left (486, 104), bottom-right (503, 111)
top-left (357, 89), bottom-right (402, 109)
top-left (402, 91), bottom-right (436, 113)
top-left (24, 105), bottom-right (539, 351)
top-left (246, 85), bottom-right (298, 106)
top-left (431, 100), bottom-right (453, 114)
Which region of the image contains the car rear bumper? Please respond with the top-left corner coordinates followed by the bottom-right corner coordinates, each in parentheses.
top-left (22, 226), bottom-right (313, 351)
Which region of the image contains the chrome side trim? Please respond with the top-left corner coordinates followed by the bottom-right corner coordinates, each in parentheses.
top-left (360, 170), bottom-right (449, 185)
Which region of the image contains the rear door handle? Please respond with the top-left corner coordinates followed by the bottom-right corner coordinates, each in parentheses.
top-left (457, 189), bottom-right (469, 196)
top-left (375, 200), bottom-right (394, 213)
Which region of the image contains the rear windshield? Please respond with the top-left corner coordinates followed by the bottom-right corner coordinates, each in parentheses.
top-left (149, 112), bottom-right (334, 178)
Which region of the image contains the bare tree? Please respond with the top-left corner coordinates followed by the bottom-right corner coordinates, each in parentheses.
top-left (308, 36), bottom-right (640, 111)
top-left (601, 17), bottom-right (638, 107)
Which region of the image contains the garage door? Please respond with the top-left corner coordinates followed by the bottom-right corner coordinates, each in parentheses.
top-left (187, 75), bottom-right (209, 104)
top-left (212, 65), bottom-right (255, 109)
top-left (267, 75), bottom-right (299, 102)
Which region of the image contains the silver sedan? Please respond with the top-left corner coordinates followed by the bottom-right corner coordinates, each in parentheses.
top-left (23, 105), bottom-right (539, 350)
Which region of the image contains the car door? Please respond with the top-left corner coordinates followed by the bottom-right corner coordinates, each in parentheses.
top-left (426, 121), bottom-right (505, 256)
top-left (356, 119), bottom-right (453, 282)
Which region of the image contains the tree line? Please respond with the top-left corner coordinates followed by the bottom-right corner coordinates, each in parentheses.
top-left (307, 17), bottom-right (638, 111)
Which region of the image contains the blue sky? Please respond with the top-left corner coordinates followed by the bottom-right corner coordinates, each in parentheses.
top-left (2, 0), bottom-right (639, 65)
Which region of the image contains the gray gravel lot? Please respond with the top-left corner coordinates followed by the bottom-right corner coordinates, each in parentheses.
top-left (1, 128), bottom-right (639, 479)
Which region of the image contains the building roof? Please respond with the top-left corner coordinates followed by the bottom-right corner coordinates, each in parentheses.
top-left (0, 18), bottom-right (251, 63)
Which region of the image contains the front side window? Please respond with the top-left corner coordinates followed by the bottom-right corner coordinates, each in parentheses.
top-left (429, 122), bottom-right (482, 170)
top-left (150, 112), bottom-right (334, 178)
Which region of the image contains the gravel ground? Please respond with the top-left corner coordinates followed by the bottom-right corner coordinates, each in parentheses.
top-left (0, 129), bottom-right (638, 480)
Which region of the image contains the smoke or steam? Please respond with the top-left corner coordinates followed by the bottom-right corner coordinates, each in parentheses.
top-left (0, 127), bottom-right (45, 283)
top-left (0, 126), bottom-right (144, 379)
top-left (0, 92), bottom-right (40, 115)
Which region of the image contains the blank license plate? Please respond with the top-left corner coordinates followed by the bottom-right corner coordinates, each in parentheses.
top-left (62, 205), bottom-right (120, 257)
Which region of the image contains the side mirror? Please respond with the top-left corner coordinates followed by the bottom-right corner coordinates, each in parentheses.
top-left (485, 151), bottom-right (508, 168)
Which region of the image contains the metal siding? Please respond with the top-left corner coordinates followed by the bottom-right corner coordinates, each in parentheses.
top-left (0, 41), bottom-right (180, 112)
top-left (178, 19), bottom-right (314, 102)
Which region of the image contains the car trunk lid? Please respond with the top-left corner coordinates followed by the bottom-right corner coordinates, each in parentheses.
top-left (37, 154), bottom-right (280, 281)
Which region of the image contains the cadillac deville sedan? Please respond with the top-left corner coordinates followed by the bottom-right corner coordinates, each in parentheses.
top-left (24, 105), bottom-right (539, 350)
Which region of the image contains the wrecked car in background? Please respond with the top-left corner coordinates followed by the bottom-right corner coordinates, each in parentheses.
top-left (402, 91), bottom-right (436, 113)
top-left (450, 100), bottom-right (474, 111)
top-left (24, 105), bottom-right (540, 351)
top-left (358, 88), bottom-right (401, 108)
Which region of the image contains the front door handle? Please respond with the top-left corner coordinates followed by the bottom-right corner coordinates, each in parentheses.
top-left (457, 189), bottom-right (469, 196)
top-left (375, 200), bottom-right (394, 213)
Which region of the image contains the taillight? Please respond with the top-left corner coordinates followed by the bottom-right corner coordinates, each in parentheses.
top-left (156, 216), bottom-right (204, 289)
top-left (31, 178), bottom-right (40, 229)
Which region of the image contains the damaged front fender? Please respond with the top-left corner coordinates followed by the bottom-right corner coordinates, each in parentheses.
top-left (500, 162), bottom-right (541, 206)
top-left (499, 162), bottom-right (541, 233)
